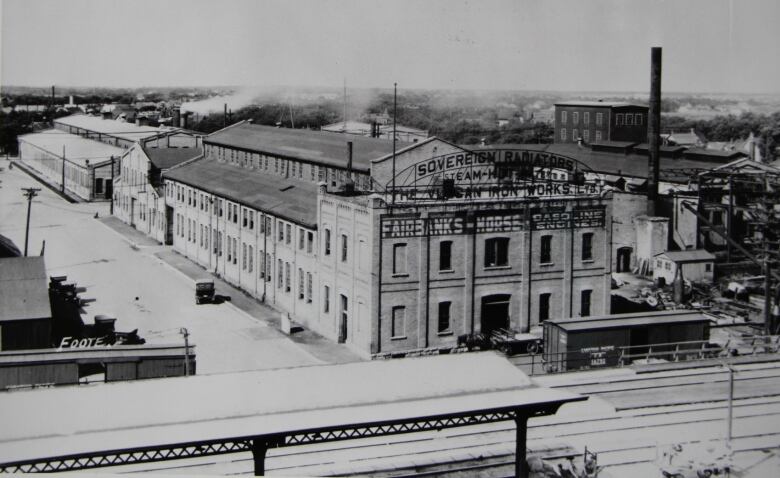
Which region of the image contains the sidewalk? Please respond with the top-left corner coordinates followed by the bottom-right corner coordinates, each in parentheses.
top-left (154, 249), bottom-right (364, 365)
top-left (98, 216), bottom-right (161, 247)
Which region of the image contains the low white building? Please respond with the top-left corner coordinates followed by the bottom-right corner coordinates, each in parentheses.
top-left (653, 250), bottom-right (716, 285)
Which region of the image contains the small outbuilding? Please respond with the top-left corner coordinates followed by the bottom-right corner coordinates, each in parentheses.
top-left (653, 249), bottom-right (716, 285)
top-left (0, 257), bottom-right (52, 350)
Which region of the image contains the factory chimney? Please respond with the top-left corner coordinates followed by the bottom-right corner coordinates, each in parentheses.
top-left (343, 141), bottom-right (355, 194)
top-left (647, 47), bottom-right (662, 215)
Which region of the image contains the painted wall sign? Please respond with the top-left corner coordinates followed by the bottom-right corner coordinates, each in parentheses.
top-left (381, 211), bottom-right (526, 238)
top-left (58, 336), bottom-right (113, 349)
top-left (414, 150), bottom-right (578, 180)
top-left (394, 181), bottom-right (599, 202)
top-left (531, 207), bottom-right (606, 230)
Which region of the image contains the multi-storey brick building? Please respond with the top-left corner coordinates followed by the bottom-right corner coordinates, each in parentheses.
top-left (554, 101), bottom-right (648, 144)
top-left (161, 124), bottom-right (613, 357)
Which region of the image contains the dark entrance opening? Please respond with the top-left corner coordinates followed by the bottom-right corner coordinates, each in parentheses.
top-left (480, 294), bottom-right (510, 335)
top-left (104, 180), bottom-right (113, 199)
top-left (629, 326), bottom-right (649, 356)
top-left (616, 247), bottom-right (632, 273)
top-left (165, 206), bottom-right (174, 245)
top-left (338, 294), bottom-right (348, 343)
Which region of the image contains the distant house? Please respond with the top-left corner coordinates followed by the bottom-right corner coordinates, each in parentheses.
top-left (666, 128), bottom-right (707, 148)
top-left (653, 250), bottom-right (716, 285)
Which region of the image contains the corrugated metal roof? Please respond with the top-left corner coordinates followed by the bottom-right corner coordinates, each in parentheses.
top-left (164, 158), bottom-right (319, 227)
top-left (548, 311), bottom-right (711, 332)
top-left (205, 122), bottom-right (407, 171)
top-left (0, 257), bottom-right (52, 322)
top-left (0, 353), bottom-right (582, 463)
top-left (54, 114), bottom-right (161, 141)
top-left (655, 249), bottom-right (716, 263)
top-left (19, 129), bottom-right (123, 167)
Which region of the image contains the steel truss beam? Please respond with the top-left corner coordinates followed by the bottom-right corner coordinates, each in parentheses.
top-left (0, 407), bottom-right (541, 473)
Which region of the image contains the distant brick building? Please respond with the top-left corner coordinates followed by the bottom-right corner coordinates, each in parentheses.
top-left (554, 101), bottom-right (648, 144)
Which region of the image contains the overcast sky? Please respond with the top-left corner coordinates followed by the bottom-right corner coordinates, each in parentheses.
top-left (2, 0), bottom-right (779, 93)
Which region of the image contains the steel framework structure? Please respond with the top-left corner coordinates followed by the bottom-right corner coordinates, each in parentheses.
top-left (0, 403), bottom-right (576, 477)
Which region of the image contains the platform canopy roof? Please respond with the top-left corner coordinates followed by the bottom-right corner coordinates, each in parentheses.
top-left (0, 353), bottom-right (581, 464)
top-left (19, 129), bottom-right (124, 167)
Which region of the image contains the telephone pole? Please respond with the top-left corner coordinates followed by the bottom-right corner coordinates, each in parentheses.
top-left (21, 187), bottom-right (41, 256)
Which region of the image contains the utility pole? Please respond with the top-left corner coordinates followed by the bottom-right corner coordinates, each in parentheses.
top-left (61, 145), bottom-right (66, 194)
top-left (180, 327), bottom-right (191, 376)
top-left (109, 156), bottom-right (115, 215)
top-left (722, 363), bottom-right (736, 450)
top-left (21, 187), bottom-right (41, 256)
top-left (392, 82), bottom-right (397, 205)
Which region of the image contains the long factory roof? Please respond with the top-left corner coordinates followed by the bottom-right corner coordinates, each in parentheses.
top-left (19, 129), bottom-right (123, 167)
top-left (164, 157), bottom-right (319, 227)
top-left (0, 353), bottom-right (583, 464)
top-left (204, 121), bottom-right (408, 172)
top-left (54, 114), bottom-right (162, 142)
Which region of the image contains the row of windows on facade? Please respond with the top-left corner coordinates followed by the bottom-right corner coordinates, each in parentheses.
top-left (560, 129), bottom-right (603, 142)
top-left (388, 289), bottom-right (594, 339)
top-left (207, 145), bottom-right (372, 189)
top-left (560, 111), bottom-right (643, 127)
top-left (115, 194), bottom-right (165, 231)
top-left (390, 233), bottom-right (595, 274)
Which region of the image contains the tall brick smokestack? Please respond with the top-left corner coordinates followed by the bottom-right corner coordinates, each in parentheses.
top-left (647, 47), bottom-right (662, 215)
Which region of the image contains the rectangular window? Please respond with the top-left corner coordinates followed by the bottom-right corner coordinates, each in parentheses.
top-left (278, 221), bottom-right (284, 242)
top-left (325, 229), bottom-right (331, 255)
top-left (298, 268), bottom-right (304, 299)
top-left (242, 242), bottom-right (247, 270)
top-left (573, 128), bottom-right (579, 140)
top-left (583, 130), bottom-right (590, 142)
top-left (484, 237), bottom-right (509, 267)
top-left (572, 112), bottom-right (579, 124)
top-left (393, 243), bottom-right (407, 274)
top-left (539, 293), bottom-right (551, 322)
top-left (266, 253), bottom-right (271, 280)
top-left (323, 285), bottom-right (330, 313)
top-left (299, 229), bottom-right (305, 250)
top-left (227, 235), bottom-right (232, 262)
top-left (243, 209), bottom-right (248, 227)
top-left (285, 262), bottom-right (291, 292)
top-left (248, 245), bottom-right (253, 272)
top-left (307, 232), bottom-right (314, 254)
top-left (439, 241), bottom-right (452, 271)
top-left (306, 272), bottom-right (312, 303)
top-left (616, 113), bottom-right (624, 125)
top-left (561, 111), bottom-right (567, 124)
top-left (581, 290), bottom-right (592, 317)
top-left (596, 112), bottom-right (603, 126)
top-left (560, 128), bottom-right (567, 141)
top-left (218, 232), bottom-right (223, 256)
top-left (438, 301), bottom-right (451, 333)
top-left (392, 306), bottom-right (406, 338)
top-left (595, 130), bottom-right (603, 141)
top-left (249, 212), bottom-right (254, 229)
top-left (286, 224), bottom-right (291, 244)
top-left (233, 238), bottom-right (237, 264)
top-left (233, 205), bottom-right (238, 223)
top-left (705, 263), bottom-right (712, 272)
top-left (341, 234), bottom-right (348, 262)
top-left (582, 233), bottom-right (593, 261)
top-left (626, 114), bottom-right (634, 126)
top-left (635, 114), bottom-right (643, 125)
top-left (540, 235), bottom-right (552, 264)
top-left (278, 259), bottom-right (283, 288)
top-left (584, 112), bottom-right (590, 124)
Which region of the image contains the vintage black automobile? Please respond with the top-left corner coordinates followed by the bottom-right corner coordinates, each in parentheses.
top-left (195, 279), bottom-right (216, 305)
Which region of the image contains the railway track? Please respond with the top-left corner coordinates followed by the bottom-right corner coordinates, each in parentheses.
top-left (118, 373), bottom-right (780, 476)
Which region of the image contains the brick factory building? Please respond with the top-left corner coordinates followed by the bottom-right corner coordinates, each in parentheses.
top-left (554, 101), bottom-right (648, 144)
top-left (161, 122), bottom-right (612, 357)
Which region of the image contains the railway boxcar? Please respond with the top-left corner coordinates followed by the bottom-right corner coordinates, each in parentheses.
top-left (542, 310), bottom-right (712, 372)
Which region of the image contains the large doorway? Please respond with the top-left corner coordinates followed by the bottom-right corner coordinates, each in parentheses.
top-left (480, 294), bottom-right (511, 335)
top-left (165, 206), bottom-right (174, 245)
top-left (616, 247), bottom-right (632, 273)
top-left (338, 294), bottom-right (348, 343)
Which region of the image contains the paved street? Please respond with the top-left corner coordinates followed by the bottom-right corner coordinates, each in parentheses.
top-left (0, 159), bottom-right (361, 375)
